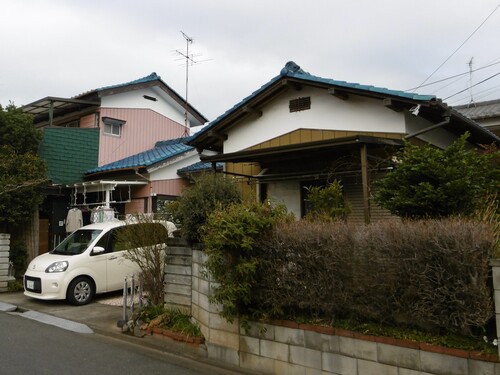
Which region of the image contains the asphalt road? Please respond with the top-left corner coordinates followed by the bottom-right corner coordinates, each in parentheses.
top-left (0, 312), bottom-right (242, 375)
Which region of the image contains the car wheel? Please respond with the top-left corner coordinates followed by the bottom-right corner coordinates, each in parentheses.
top-left (67, 277), bottom-right (95, 305)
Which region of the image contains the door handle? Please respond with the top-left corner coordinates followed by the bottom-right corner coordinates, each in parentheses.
top-left (108, 256), bottom-right (117, 260)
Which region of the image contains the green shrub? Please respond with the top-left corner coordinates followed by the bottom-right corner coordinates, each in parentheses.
top-left (201, 201), bottom-right (292, 323)
top-left (135, 305), bottom-right (203, 337)
top-left (9, 239), bottom-right (27, 278)
top-left (304, 180), bottom-right (350, 221)
top-left (375, 134), bottom-right (499, 219)
top-left (171, 173), bottom-right (241, 243)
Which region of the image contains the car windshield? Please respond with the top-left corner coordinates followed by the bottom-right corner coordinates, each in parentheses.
top-left (51, 229), bottom-right (103, 255)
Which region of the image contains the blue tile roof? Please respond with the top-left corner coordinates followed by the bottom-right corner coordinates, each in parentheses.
top-left (96, 72), bottom-right (162, 92)
top-left (280, 61), bottom-right (436, 101)
top-left (191, 61), bottom-right (437, 140)
top-left (177, 161), bottom-right (223, 174)
top-left (85, 137), bottom-right (194, 175)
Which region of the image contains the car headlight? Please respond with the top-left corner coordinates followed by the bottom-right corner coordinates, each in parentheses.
top-left (45, 261), bottom-right (69, 273)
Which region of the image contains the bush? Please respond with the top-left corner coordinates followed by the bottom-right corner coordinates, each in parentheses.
top-left (375, 134), bottom-right (499, 219)
top-left (304, 180), bottom-right (350, 221)
top-left (201, 201), bottom-right (292, 323)
top-left (256, 218), bottom-right (495, 336)
top-left (9, 239), bottom-right (27, 278)
top-left (171, 173), bottom-right (241, 243)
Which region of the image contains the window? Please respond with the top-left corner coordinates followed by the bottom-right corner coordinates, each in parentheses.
top-left (62, 120), bottom-right (80, 128)
top-left (102, 117), bottom-right (126, 137)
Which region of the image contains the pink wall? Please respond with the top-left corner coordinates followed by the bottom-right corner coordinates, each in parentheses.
top-left (98, 108), bottom-right (187, 166)
top-left (152, 179), bottom-right (188, 197)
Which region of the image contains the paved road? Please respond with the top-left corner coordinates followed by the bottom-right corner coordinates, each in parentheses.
top-left (0, 312), bottom-right (242, 375)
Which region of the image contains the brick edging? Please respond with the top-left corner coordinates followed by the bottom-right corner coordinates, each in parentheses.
top-left (266, 319), bottom-right (498, 363)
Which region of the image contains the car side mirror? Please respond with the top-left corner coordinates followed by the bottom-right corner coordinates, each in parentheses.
top-left (92, 246), bottom-right (106, 255)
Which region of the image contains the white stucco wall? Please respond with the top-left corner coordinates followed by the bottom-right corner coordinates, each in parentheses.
top-left (267, 181), bottom-right (301, 218)
top-left (101, 86), bottom-right (188, 126)
top-left (405, 113), bottom-right (459, 149)
top-left (224, 87), bottom-right (405, 153)
top-left (148, 150), bottom-right (201, 181)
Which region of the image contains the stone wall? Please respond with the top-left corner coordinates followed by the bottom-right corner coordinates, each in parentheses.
top-left (171, 246), bottom-right (500, 375)
top-left (0, 233), bottom-right (12, 292)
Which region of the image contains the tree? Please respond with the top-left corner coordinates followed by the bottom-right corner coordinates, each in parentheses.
top-left (374, 133), bottom-right (499, 219)
top-left (169, 173), bottom-right (241, 243)
top-left (118, 215), bottom-right (170, 307)
top-left (0, 104), bottom-right (47, 231)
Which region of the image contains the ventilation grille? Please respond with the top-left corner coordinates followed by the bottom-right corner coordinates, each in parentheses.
top-left (289, 97), bottom-right (311, 113)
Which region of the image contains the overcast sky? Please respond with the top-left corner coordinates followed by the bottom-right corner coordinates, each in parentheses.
top-left (1, 0), bottom-right (500, 123)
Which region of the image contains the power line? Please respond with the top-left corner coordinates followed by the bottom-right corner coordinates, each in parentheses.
top-left (443, 71), bottom-right (500, 100)
top-left (407, 60), bottom-right (500, 91)
top-left (413, 2), bottom-right (500, 91)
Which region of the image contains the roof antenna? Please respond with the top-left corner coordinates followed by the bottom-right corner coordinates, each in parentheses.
top-left (467, 57), bottom-right (476, 108)
top-left (174, 31), bottom-right (211, 137)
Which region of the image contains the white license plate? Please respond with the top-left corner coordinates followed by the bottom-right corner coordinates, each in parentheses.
top-left (26, 280), bottom-right (34, 290)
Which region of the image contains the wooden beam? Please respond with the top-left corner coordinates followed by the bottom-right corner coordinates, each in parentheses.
top-left (328, 88), bottom-right (349, 100)
top-left (207, 130), bottom-right (228, 141)
top-left (383, 98), bottom-right (405, 112)
top-left (242, 106), bottom-right (263, 117)
top-left (360, 144), bottom-right (370, 224)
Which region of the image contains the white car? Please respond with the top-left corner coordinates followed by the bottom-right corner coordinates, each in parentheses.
top-left (24, 220), bottom-right (169, 305)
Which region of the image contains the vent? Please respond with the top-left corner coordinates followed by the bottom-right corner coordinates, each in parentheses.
top-left (289, 97), bottom-right (311, 113)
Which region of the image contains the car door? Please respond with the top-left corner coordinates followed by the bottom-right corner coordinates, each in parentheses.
top-left (105, 227), bottom-right (140, 291)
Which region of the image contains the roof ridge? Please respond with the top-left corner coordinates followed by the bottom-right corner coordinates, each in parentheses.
top-left (74, 72), bottom-right (161, 98)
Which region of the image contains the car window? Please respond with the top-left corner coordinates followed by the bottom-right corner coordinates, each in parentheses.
top-left (52, 229), bottom-right (103, 255)
top-left (111, 227), bottom-right (130, 252)
top-left (109, 223), bottom-right (168, 252)
top-left (94, 231), bottom-right (111, 253)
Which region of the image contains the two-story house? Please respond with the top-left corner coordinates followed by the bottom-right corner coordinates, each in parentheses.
top-left (22, 73), bottom-right (207, 253)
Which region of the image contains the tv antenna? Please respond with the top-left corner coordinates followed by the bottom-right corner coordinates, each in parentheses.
top-left (467, 57), bottom-right (475, 107)
top-left (174, 31), bottom-right (211, 136)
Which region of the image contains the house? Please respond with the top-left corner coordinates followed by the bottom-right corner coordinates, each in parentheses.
top-left (188, 61), bottom-right (500, 223)
top-left (455, 99), bottom-right (500, 137)
top-left (22, 73), bottom-right (208, 253)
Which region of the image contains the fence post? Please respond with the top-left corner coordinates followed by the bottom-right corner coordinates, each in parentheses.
top-left (0, 234), bottom-right (12, 292)
top-left (490, 259), bottom-right (500, 358)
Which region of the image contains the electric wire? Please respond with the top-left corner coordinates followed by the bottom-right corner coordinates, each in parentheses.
top-left (407, 60), bottom-right (500, 91)
top-left (443, 71), bottom-right (500, 100)
top-left (413, 2), bottom-right (500, 91)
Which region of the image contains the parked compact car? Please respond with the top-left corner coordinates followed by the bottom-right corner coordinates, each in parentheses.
top-left (24, 220), bottom-right (169, 305)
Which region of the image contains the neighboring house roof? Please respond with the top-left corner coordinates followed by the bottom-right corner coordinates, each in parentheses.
top-left (454, 99), bottom-right (500, 120)
top-left (189, 61), bottom-right (499, 150)
top-left (85, 137), bottom-right (194, 175)
top-left (22, 72), bottom-right (208, 126)
top-left (177, 161), bottom-right (223, 174)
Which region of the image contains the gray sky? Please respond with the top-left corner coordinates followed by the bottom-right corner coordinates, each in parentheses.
top-left (1, 0), bottom-right (500, 122)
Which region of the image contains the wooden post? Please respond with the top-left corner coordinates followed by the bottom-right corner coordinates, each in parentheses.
top-left (360, 144), bottom-right (370, 224)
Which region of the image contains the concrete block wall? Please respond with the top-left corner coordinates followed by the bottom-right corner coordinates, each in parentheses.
top-left (166, 244), bottom-right (500, 375)
top-left (191, 249), bottom-right (240, 366)
top-left (0, 233), bottom-right (11, 292)
top-left (491, 260), bottom-right (500, 359)
top-left (239, 321), bottom-right (499, 375)
top-left (164, 238), bottom-right (192, 313)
